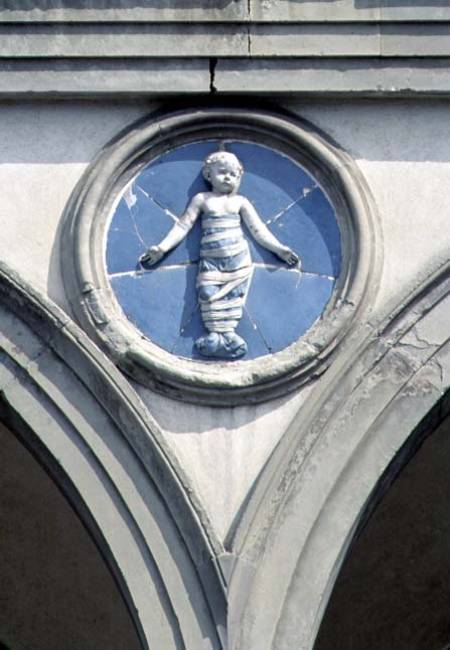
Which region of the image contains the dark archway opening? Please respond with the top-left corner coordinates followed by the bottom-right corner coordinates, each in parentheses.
top-left (315, 395), bottom-right (450, 650)
top-left (0, 421), bottom-right (141, 650)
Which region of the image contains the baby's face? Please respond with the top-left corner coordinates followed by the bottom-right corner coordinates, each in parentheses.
top-left (208, 161), bottom-right (242, 195)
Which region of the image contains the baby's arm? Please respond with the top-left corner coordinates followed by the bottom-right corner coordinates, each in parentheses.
top-left (240, 198), bottom-right (299, 266)
top-left (140, 194), bottom-right (203, 265)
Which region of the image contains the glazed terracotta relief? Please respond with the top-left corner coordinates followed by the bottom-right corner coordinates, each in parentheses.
top-left (106, 141), bottom-right (340, 361)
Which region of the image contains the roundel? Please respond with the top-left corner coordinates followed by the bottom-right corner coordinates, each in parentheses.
top-left (62, 109), bottom-right (379, 404)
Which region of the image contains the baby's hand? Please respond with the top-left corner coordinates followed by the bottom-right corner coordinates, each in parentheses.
top-left (140, 246), bottom-right (164, 266)
top-left (278, 246), bottom-right (300, 267)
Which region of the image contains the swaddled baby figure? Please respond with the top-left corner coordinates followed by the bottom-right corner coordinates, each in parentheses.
top-left (140, 150), bottom-right (299, 359)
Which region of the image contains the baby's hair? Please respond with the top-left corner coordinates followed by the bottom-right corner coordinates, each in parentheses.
top-left (203, 151), bottom-right (244, 182)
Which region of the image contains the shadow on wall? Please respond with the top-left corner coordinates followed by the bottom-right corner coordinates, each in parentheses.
top-left (253, 0), bottom-right (450, 4)
top-left (354, 0), bottom-right (450, 6)
top-left (9, 0), bottom-right (449, 8)
top-left (139, 387), bottom-right (302, 433)
top-left (1, 101), bottom-right (449, 165)
top-left (0, 0), bottom-right (236, 8)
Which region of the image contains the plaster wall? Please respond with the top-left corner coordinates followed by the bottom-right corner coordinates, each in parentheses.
top-left (1, 98), bottom-right (449, 540)
top-left (0, 101), bottom-right (153, 313)
top-left (295, 99), bottom-right (450, 311)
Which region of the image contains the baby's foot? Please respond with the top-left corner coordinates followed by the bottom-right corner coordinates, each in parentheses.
top-left (222, 331), bottom-right (247, 358)
top-left (195, 331), bottom-right (247, 359)
top-left (195, 332), bottom-right (221, 356)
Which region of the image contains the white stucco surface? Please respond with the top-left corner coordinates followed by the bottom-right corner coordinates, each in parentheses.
top-left (0, 102), bottom-right (152, 312)
top-left (138, 385), bottom-right (312, 541)
top-left (294, 99), bottom-right (450, 311)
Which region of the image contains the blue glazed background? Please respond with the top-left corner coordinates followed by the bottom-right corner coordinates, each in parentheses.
top-left (106, 140), bottom-right (341, 360)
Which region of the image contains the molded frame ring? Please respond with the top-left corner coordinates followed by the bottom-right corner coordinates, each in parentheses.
top-left (61, 107), bottom-right (382, 405)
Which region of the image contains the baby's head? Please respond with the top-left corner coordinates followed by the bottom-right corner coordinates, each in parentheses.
top-left (203, 151), bottom-right (243, 194)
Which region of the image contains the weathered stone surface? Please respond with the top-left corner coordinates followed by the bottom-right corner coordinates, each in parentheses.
top-left (0, 0), bottom-right (448, 23)
top-left (249, 0), bottom-right (450, 22)
top-left (0, 0), bottom-right (247, 22)
top-left (214, 59), bottom-right (450, 95)
top-left (0, 23), bottom-right (248, 58)
top-left (0, 58), bottom-right (449, 97)
top-left (0, 59), bottom-right (211, 96)
top-left (1, 23), bottom-right (448, 59)
top-left (380, 23), bottom-right (450, 56)
top-left (249, 24), bottom-right (380, 57)
top-left (380, 3), bottom-right (450, 21)
top-left (250, 0), bottom-right (378, 21)
top-left (250, 23), bottom-right (450, 58)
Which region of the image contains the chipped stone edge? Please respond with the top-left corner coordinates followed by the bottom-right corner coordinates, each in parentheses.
top-left (61, 107), bottom-right (382, 406)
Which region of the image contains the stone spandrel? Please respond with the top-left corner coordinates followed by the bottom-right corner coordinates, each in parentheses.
top-left (136, 377), bottom-right (313, 542)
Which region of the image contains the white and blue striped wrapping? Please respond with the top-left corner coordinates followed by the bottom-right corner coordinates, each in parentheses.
top-left (197, 213), bottom-right (252, 333)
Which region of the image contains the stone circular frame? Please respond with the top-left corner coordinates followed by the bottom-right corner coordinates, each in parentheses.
top-left (62, 108), bottom-right (381, 405)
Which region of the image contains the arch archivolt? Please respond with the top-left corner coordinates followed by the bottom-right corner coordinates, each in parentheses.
top-left (229, 260), bottom-right (450, 649)
top-left (0, 263), bottom-right (226, 650)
